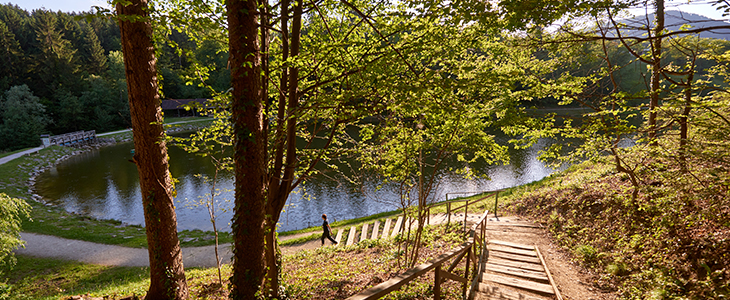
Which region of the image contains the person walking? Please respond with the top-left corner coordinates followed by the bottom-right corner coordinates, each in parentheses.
top-left (321, 214), bottom-right (337, 246)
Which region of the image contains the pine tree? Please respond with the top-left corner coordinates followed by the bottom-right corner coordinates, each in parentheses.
top-left (0, 20), bottom-right (23, 89)
top-left (79, 23), bottom-right (107, 74)
top-left (30, 10), bottom-right (78, 99)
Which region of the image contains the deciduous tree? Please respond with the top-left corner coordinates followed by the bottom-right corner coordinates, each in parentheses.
top-left (115, 0), bottom-right (188, 298)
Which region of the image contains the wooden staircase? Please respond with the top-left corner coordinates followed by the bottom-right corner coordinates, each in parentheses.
top-left (474, 239), bottom-right (561, 300)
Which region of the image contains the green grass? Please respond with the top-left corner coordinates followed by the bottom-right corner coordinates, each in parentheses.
top-left (1, 255), bottom-right (150, 300)
top-left (282, 223), bottom-right (468, 300)
top-left (1, 255), bottom-right (236, 300)
top-left (163, 116), bottom-right (211, 124)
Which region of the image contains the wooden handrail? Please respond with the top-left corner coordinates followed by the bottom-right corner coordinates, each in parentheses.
top-left (346, 210), bottom-right (491, 300)
top-left (345, 241), bottom-right (472, 300)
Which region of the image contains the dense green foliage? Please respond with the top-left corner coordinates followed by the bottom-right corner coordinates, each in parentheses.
top-left (0, 4), bottom-right (229, 151)
top-left (0, 193), bottom-right (29, 277)
top-left (0, 85), bottom-right (49, 150)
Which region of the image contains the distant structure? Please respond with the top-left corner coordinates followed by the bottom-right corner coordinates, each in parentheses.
top-left (161, 99), bottom-right (209, 118)
top-left (41, 131), bottom-right (96, 147)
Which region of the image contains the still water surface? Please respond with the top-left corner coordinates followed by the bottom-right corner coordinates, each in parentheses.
top-left (34, 137), bottom-right (561, 232)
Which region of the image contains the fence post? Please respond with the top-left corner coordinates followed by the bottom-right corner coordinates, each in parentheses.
top-left (463, 245), bottom-right (471, 298)
top-left (494, 192), bottom-right (499, 218)
top-left (427, 206), bottom-right (431, 226)
top-left (434, 265), bottom-right (441, 300)
top-left (463, 200), bottom-right (469, 232)
top-left (447, 202), bottom-right (451, 225)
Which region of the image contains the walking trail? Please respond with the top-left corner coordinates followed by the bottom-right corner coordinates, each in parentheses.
top-left (14, 213), bottom-right (478, 268)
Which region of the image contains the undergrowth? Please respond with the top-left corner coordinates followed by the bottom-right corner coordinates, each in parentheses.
top-left (509, 143), bottom-right (730, 299)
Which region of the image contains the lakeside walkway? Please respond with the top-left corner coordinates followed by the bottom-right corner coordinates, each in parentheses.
top-left (15, 213), bottom-right (483, 268)
top-left (0, 147), bottom-right (44, 165)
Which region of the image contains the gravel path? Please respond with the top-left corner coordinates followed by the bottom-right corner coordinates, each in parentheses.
top-left (14, 214), bottom-right (484, 268)
top-left (16, 231), bottom-right (336, 268)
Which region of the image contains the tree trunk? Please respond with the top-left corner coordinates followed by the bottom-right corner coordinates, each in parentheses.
top-left (679, 71), bottom-right (693, 173)
top-left (116, 1), bottom-right (188, 299)
top-left (227, 0), bottom-right (266, 298)
top-left (648, 0), bottom-right (664, 144)
top-left (264, 0), bottom-right (302, 296)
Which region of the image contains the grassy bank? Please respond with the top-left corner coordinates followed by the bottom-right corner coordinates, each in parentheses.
top-left (507, 153), bottom-right (730, 298)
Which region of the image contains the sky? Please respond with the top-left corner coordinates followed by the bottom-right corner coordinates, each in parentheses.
top-left (2, 0), bottom-right (728, 20)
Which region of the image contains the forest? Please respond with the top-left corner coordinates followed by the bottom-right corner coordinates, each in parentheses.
top-left (1, 0), bottom-right (730, 298)
top-left (0, 3), bottom-right (229, 150)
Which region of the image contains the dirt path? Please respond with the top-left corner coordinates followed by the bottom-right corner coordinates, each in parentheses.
top-left (483, 216), bottom-right (616, 300)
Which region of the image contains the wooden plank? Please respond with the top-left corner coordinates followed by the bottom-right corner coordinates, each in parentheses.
top-left (347, 226), bottom-right (357, 246)
top-left (489, 240), bottom-right (535, 251)
top-left (486, 222), bottom-right (539, 228)
top-left (483, 274), bottom-right (554, 295)
top-left (476, 284), bottom-right (544, 300)
top-left (381, 219), bottom-right (392, 239)
top-left (487, 257), bottom-right (544, 272)
top-left (489, 251), bottom-right (542, 264)
top-left (391, 216), bottom-right (403, 238)
top-left (536, 246), bottom-right (564, 300)
top-left (360, 223), bottom-right (369, 242)
top-left (335, 229), bottom-right (343, 245)
top-left (488, 245), bottom-right (538, 257)
top-left (485, 264), bottom-right (549, 281)
top-left (371, 221), bottom-right (380, 240)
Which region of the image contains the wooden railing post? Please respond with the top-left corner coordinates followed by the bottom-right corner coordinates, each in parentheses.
top-left (463, 244), bottom-right (471, 298)
top-left (434, 265), bottom-right (441, 300)
top-left (494, 191), bottom-right (499, 218)
top-left (463, 200), bottom-right (469, 231)
top-left (427, 207), bottom-right (431, 225)
top-left (447, 203), bottom-right (451, 225)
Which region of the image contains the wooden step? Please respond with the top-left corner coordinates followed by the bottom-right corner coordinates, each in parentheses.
top-left (489, 250), bottom-right (542, 264)
top-left (485, 263), bottom-right (549, 282)
top-left (476, 283), bottom-right (544, 300)
top-left (486, 221), bottom-right (540, 228)
top-left (489, 240), bottom-right (535, 251)
top-left (488, 244), bottom-right (538, 257)
top-left (482, 273), bottom-right (555, 295)
top-left (486, 257), bottom-right (544, 272)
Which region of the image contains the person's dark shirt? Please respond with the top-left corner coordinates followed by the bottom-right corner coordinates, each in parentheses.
top-left (322, 220), bottom-right (330, 234)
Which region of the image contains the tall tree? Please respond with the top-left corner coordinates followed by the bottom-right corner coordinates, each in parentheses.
top-left (30, 10), bottom-right (78, 100)
top-left (0, 85), bottom-right (49, 150)
top-left (226, 0), bottom-right (266, 298)
top-left (0, 20), bottom-right (23, 90)
top-left (115, 0), bottom-right (188, 299)
top-left (648, 0), bottom-right (665, 144)
top-left (79, 22), bottom-right (108, 74)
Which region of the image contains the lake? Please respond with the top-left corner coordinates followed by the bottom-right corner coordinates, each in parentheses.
top-left (33, 135), bottom-right (562, 232)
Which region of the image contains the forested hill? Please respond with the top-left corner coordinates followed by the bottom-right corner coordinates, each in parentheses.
top-left (619, 11), bottom-right (730, 40)
top-left (0, 4), bottom-right (228, 151)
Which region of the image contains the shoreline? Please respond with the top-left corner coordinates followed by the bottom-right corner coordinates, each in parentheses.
top-left (26, 120), bottom-right (211, 207)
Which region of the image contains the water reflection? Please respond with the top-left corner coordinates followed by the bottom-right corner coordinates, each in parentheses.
top-left (35, 135), bottom-right (564, 232)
